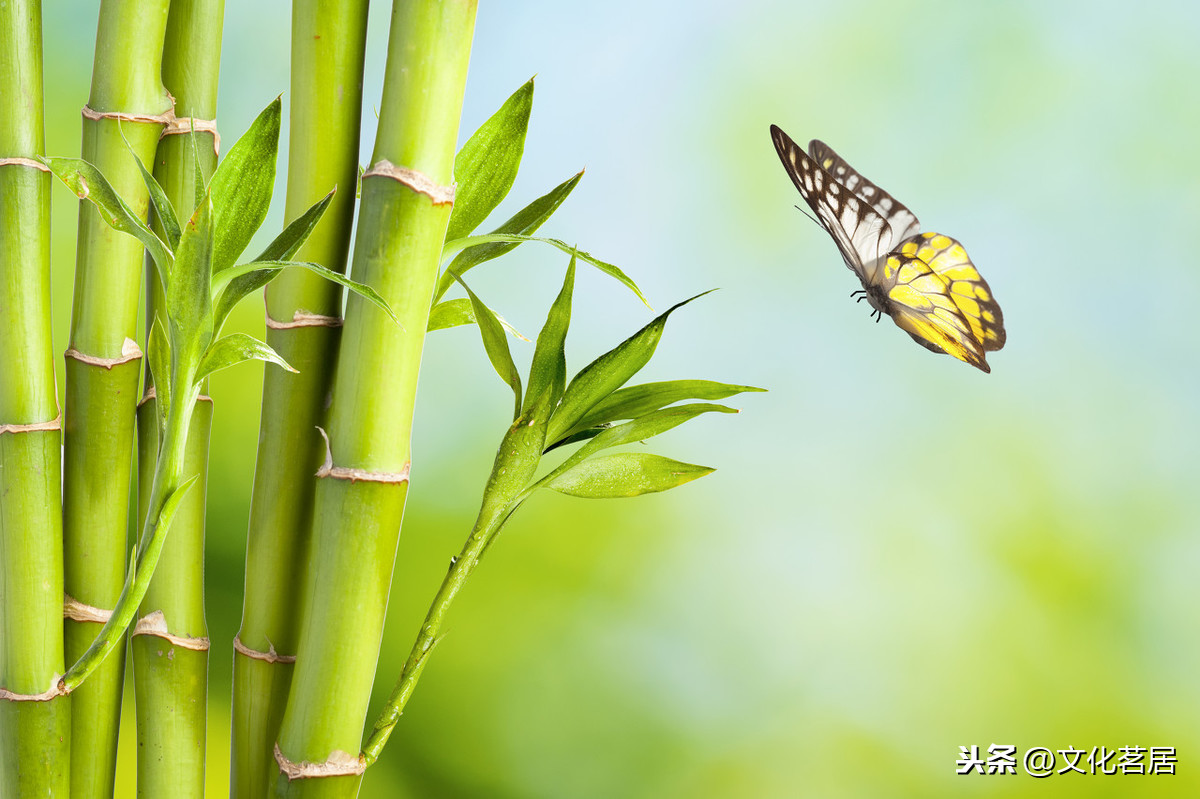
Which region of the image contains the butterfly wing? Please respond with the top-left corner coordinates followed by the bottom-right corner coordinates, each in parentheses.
top-left (879, 252), bottom-right (991, 372)
top-left (808, 138), bottom-right (921, 251)
top-left (770, 125), bottom-right (892, 283)
top-left (893, 232), bottom-right (1006, 354)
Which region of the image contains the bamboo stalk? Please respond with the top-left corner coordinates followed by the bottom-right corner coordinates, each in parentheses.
top-left (231, 1), bottom-right (369, 795)
top-left (131, 2), bottom-right (224, 795)
top-left (60, 1), bottom-right (172, 796)
top-left (0, 1), bottom-right (70, 794)
top-left (273, 1), bottom-right (478, 795)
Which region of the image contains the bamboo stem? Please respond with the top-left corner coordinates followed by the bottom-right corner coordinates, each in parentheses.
top-left (61, 1), bottom-right (172, 795)
top-left (132, 2), bottom-right (224, 795)
top-left (0, 1), bottom-right (70, 793)
top-left (231, 2), bottom-right (368, 795)
top-left (273, 2), bottom-right (478, 795)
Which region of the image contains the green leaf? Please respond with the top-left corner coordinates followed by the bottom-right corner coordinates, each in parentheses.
top-left (435, 171), bottom-right (582, 302)
top-left (131, 149), bottom-right (181, 249)
top-left (427, 298), bottom-right (527, 340)
top-left (167, 192), bottom-right (216, 361)
top-left (523, 255), bottom-right (575, 415)
top-left (546, 292), bottom-right (710, 445)
top-left (190, 128), bottom-right (205, 213)
top-left (254, 189), bottom-right (335, 262)
top-left (196, 332), bottom-right (296, 382)
top-left (540, 453), bottom-right (713, 498)
top-left (446, 78), bottom-right (534, 242)
top-left (536, 403), bottom-right (736, 488)
top-left (40, 156), bottom-right (173, 281)
top-left (563, 380), bottom-right (765, 442)
top-left (134, 474), bottom-right (200, 562)
top-left (210, 190), bottom-right (338, 331)
top-left (147, 315), bottom-right (171, 435)
top-left (208, 96), bottom-right (281, 275)
top-left (212, 259), bottom-right (397, 326)
top-left (443, 232), bottom-right (645, 307)
top-left (456, 275), bottom-right (522, 420)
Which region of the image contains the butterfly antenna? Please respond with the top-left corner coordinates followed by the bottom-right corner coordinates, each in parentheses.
top-left (793, 204), bottom-right (820, 227)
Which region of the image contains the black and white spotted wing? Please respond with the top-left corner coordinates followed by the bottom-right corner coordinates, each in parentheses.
top-left (807, 138), bottom-right (920, 253)
top-left (769, 125), bottom-right (894, 281)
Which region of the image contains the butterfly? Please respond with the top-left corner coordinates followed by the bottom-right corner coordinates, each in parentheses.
top-left (770, 125), bottom-right (1005, 373)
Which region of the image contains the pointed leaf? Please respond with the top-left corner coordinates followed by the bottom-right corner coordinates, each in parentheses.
top-left (443, 231), bottom-right (645, 307)
top-left (254, 189), bottom-right (335, 262)
top-left (167, 193), bottom-right (216, 359)
top-left (536, 403), bottom-right (736, 487)
top-left (196, 333), bottom-right (297, 383)
top-left (540, 453), bottom-right (713, 498)
top-left (131, 149), bottom-right (181, 249)
top-left (523, 255), bottom-right (575, 414)
top-left (134, 474), bottom-right (200, 563)
top-left (209, 97), bottom-right (281, 274)
top-left (212, 260), bottom-right (397, 326)
top-left (427, 298), bottom-right (526, 339)
top-left (446, 78), bottom-right (534, 242)
top-left (564, 380), bottom-right (765, 440)
top-left (190, 129), bottom-right (205, 213)
top-left (546, 293), bottom-right (711, 445)
top-left (456, 276), bottom-right (522, 419)
top-left (436, 171), bottom-right (582, 302)
top-left (147, 316), bottom-right (171, 435)
top-left (40, 156), bottom-right (173, 279)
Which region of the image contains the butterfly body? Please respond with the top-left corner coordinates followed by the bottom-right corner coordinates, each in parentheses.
top-left (770, 125), bottom-right (1005, 373)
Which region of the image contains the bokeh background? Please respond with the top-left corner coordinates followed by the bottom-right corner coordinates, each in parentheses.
top-left (38, 0), bottom-right (1199, 796)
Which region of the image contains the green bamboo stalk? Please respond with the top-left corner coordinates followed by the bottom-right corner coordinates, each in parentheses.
top-left (273, 1), bottom-right (478, 795)
top-left (131, 2), bottom-right (223, 795)
top-left (61, 1), bottom-right (172, 796)
top-left (0, 1), bottom-right (70, 794)
top-left (231, 1), bottom-right (369, 795)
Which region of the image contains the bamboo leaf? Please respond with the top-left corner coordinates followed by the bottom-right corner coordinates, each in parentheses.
top-left (540, 453), bottom-right (713, 498)
top-left (563, 380), bottom-right (765, 441)
top-left (40, 156), bottom-right (173, 281)
top-left (254, 189), bottom-right (335, 262)
top-left (536, 403), bottom-right (736, 488)
top-left (427, 298), bottom-right (527, 340)
top-left (190, 128), bottom-right (205, 213)
top-left (131, 149), bottom-right (181, 249)
top-left (436, 171), bottom-right (582, 302)
top-left (546, 292), bottom-right (710, 445)
top-left (209, 191), bottom-right (338, 330)
top-left (456, 276), bottom-right (522, 420)
top-left (196, 332), bottom-right (296, 382)
top-left (523, 255), bottom-right (575, 415)
top-left (147, 316), bottom-right (171, 435)
top-left (208, 96), bottom-right (281, 275)
top-left (446, 78), bottom-right (534, 242)
top-left (212, 259), bottom-right (397, 326)
top-left (167, 192), bottom-right (216, 359)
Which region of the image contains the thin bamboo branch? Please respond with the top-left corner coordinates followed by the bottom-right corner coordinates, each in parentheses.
top-left (0, 1), bottom-right (70, 793)
top-left (273, 1), bottom-right (478, 795)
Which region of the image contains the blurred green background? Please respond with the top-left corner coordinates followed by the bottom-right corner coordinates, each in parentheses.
top-left (38, 0), bottom-right (1199, 796)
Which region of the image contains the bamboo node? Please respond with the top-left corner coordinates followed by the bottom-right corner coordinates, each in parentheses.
top-left (363, 159), bottom-right (455, 205)
top-left (0, 676), bottom-right (67, 702)
top-left (131, 610), bottom-right (210, 651)
top-left (0, 156), bottom-right (51, 172)
top-left (315, 427), bottom-right (411, 484)
top-left (63, 594), bottom-right (112, 623)
top-left (161, 115), bottom-right (221, 154)
top-left (265, 309), bottom-right (344, 329)
top-left (274, 743), bottom-right (365, 780)
top-left (232, 635), bottom-right (296, 664)
top-left (0, 412), bottom-right (62, 435)
top-left (65, 337), bottom-right (143, 369)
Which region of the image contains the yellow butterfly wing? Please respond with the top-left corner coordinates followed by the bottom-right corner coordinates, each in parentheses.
top-left (883, 232), bottom-right (1005, 373)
